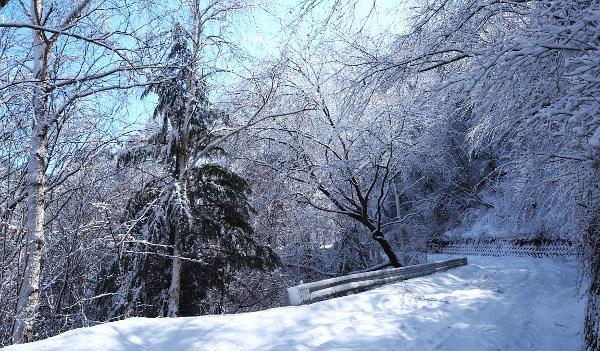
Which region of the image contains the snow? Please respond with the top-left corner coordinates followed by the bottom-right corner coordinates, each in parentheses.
top-left (4, 255), bottom-right (584, 351)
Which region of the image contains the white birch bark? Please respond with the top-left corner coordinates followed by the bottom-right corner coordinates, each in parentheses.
top-left (12, 2), bottom-right (49, 342)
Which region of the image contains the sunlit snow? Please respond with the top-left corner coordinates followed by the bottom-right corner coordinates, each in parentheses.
top-left (5, 255), bottom-right (584, 351)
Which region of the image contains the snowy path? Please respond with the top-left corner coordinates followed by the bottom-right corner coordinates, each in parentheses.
top-left (4, 256), bottom-right (584, 351)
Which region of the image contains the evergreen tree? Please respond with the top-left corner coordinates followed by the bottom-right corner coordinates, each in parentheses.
top-left (96, 24), bottom-right (278, 319)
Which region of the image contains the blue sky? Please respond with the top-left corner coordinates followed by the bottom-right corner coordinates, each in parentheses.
top-left (124, 0), bottom-right (419, 129)
top-left (0, 0), bottom-right (417, 133)
top-left (232, 0), bottom-right (415, 56)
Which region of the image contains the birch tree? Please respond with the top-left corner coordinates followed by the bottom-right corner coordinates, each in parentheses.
top-left (10, 1), bottom-right (94, 341)
top-left (0, 0), bottom-right (167, 343)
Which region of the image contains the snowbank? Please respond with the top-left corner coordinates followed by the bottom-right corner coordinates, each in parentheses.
top-left (4, 255), bottom-right (584, 351)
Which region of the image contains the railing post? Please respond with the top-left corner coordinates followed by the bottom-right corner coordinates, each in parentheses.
top-left (287, 285), bottom-right (310, 306)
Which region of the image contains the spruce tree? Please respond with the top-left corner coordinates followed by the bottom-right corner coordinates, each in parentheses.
top-left (96, 24), bottom-right (278, 319)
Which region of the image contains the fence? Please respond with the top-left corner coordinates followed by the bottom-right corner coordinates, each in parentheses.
top-left (428, 240), bottom-right (576, 258)
top-left (287, 257), bottom-right (467, 306)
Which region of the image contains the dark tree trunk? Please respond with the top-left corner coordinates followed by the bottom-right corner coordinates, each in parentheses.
top-left (372, 231), bottom-right (402, 268)
top-left (584, 234), bottom-right (599, 351)
top-left (315, 185), bottom-right (403, 268)
top-left (584, 273), bottom-right (599, 351)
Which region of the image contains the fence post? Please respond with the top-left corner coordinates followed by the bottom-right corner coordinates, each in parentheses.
top-left (287, 285), bottom-right (310, 306)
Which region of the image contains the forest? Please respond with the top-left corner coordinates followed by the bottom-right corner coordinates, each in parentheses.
top-left (0, 0), bottom-right (598, 350)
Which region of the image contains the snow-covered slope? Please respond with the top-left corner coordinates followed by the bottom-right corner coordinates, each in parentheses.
top-left (4, 256), bottom-right (584, 351)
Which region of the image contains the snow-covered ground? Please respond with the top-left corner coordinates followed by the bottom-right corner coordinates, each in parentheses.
top-left (4, 255), bottom-right (585, 351)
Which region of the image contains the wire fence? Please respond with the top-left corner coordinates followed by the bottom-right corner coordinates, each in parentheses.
top-left (427, 237), bottom-right (576, 258)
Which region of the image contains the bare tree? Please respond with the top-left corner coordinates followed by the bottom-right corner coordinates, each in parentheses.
top-left (339, 1), bottom-right (600, 349)
top-left (0, 0), bottom-right (167, 343)
top-left (243, 46), bottom-right (430, 267)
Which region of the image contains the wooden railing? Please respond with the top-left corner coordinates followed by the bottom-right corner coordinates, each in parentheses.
top-left (287, 257), bottom-right (468, 306)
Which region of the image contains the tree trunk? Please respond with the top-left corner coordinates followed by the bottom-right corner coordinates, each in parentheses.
top-left (361, 217), bottom-right (402, 268)
top-left (584, 272), bottom-right (599, 351)
top-left (12, 16), bottom-right (49, 344)
top-left (584, 234), bottom-right (599, 351)
top-left (12, 128), bottom-right (47, 343)
top-left (166, 1), bottom-right (201, 317)
top-left (393, 181), bottom-right (402, 219)
top-left (166, 47), bottom-right (194, 318)
top-left (372, 231), bottom-right (402, 268)
top-left (167, 227), bottom-right (182, 317)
